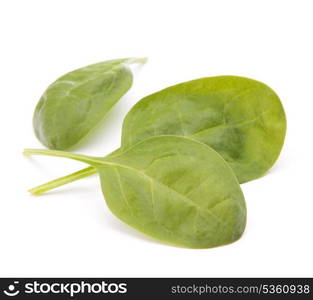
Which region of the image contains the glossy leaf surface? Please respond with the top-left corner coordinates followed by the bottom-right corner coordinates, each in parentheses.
top-left (33, 57), bottom-right (146, 150)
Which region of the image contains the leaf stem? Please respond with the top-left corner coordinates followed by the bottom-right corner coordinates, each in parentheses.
top-left (126, 57), bottom-right (148, 65)
top-left (24, 148), bottom-right (102, 165)
top-left (24, 148), bottom-right (103, 195)
top-left (28, 166), bottom-right (97, 195)
top-left (25, 147), bottom-right (122, 195)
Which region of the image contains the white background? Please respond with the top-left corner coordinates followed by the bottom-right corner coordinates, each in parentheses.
top-left (0, 0), bottom-right (312, 277)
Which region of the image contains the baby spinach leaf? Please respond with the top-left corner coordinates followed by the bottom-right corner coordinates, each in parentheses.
top-left (24, 135), bottom-right (246, 248)
top-left (121, 76), bottom-right (286, 183)
top-left (28, 75), bottom-right (286, 194)
top-left (33, 57), bottom-right (147, 150)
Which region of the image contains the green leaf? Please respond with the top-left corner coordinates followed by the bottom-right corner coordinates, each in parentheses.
top-left (28, 75), bottom-right (286, 195)
top-left (33, 57), bottom-right (147, 150)
top-left (24, 135), bottom-right (246, 248)
top-left (121, 76), bottom-right (286, 183)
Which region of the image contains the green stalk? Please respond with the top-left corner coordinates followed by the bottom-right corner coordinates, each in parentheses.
top-left (24, 148), bottom-right (102, 195)
top-left (126, 57), bottom-right (148, 65)
top-left (25, 148), bottom-right (122, 195)
top-left (28, 166), bottom-right (97, 195)
top-left (24, 148), bottom-right (102, 163)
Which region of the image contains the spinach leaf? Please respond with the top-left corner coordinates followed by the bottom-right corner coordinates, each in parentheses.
top-left (24, 135), bottom-right (246, 248)
top-left (121, 76), bottom-right (286, 183)
top-left (28, 75), bottom-right (286, 194)
top-left (33, 57), bottom-right (147, 150)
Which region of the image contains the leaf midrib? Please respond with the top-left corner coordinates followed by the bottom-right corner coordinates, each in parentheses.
top-left (190, 108), bottom-right (273, 137)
